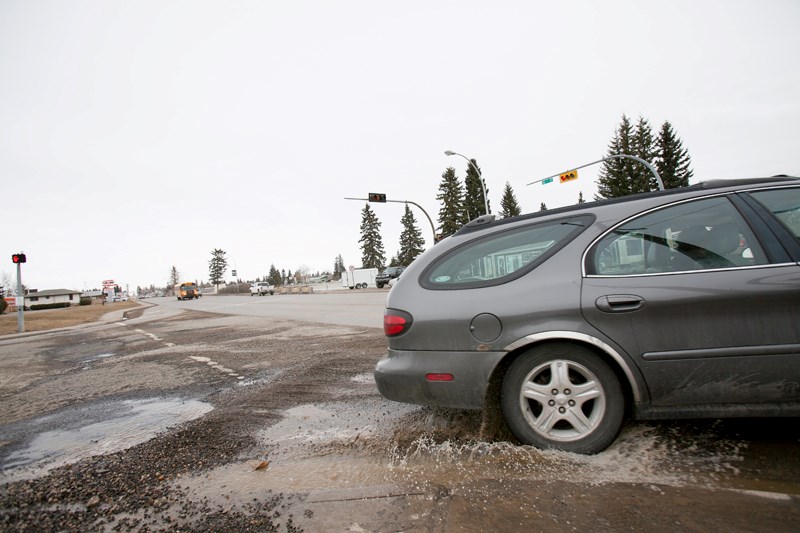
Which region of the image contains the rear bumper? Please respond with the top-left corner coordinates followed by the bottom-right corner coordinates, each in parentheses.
top-left (374, 348), bottom-right (505, 410)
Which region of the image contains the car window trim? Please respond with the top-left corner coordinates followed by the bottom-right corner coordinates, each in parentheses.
top-left (585, 261), bottom-right (799, 279)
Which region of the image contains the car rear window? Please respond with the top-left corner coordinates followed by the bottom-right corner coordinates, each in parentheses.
top-left (421, 215), bottom-right (594, 289)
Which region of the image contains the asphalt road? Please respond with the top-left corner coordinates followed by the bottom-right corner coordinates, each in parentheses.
top-left (1, 297), bottom-right (799, 530)
top-left (146, 290), bottom-right (388, 328)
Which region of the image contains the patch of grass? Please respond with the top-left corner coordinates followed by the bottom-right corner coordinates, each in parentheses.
top-left (0, 300), bottom-right (142, 336)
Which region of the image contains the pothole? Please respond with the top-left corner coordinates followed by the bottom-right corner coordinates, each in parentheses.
top-left (2, 397), bottom-right (212, 481)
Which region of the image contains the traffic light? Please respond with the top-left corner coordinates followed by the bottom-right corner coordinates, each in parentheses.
top-left (559, 170), bottom-right (578, 183)
top-left (12, 253), bottom-right (26, 264)
top-left (368, 193), bottom-right (387, 203)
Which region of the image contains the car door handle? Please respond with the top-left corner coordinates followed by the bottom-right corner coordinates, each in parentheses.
top-left (595, 295), bottom-right (646, 313)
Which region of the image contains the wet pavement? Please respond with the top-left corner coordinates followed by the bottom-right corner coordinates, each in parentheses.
top-left (0, 307), bottom-right (798, 531)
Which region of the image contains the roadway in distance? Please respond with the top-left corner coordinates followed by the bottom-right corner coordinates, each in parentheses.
top-left (144, 290), bottom-right (388, 329)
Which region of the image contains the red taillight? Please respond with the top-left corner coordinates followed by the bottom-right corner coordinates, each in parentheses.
top-left (384, 309), bottom-right (412, 337)
top-left (425, 373), bottom-right (454, 382)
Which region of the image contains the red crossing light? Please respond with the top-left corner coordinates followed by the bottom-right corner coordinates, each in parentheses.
top-left (12, 253), bottom-right (26, 264)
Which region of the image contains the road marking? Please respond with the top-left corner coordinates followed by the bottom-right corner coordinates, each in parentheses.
top-left (188, 355), bottom-right (244, 381)
top-left (120, 319), bottom-right (244, 380)
top-left (134, 328), bottom-right (162, 342)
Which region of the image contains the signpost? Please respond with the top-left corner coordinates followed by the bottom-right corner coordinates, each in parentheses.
top-left (12, 253), bottom-right (26, 332)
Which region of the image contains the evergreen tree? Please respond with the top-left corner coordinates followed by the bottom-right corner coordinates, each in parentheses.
top-left (208, 249), bottom-right (227, 290)
top-left (397, 204), bottom-right (426, 266)
top-left (597, 115), bottom-right (667, 198)
top-left (577, 191), bottom-right (586, 204)
top-left (597, 115), bottom-right (642, 199)
top-left (656, 121), bottom-right (693, 189)
top-left (633, 116), bottom-right (658, 191)
top-left (281, 268), bottom-right (286, 285)
top-left (463, 159), bottom-right (489, 220)
top-left (359, 203), bottom-right (386, 269)
top-left (388, 252), bottom-right (400, 267)
top-left (540, 202), bottom-right (548, 211)
top-left (268, 264), bottom-right (281, 286)
top-left (437, 166), bottom-right (466, 238)
top-left (333, 254), bottom-right (345, 280)
top-left (169, 266), bottom-right (180, 288)
top-left (499, 182), bottom-right (522, 218)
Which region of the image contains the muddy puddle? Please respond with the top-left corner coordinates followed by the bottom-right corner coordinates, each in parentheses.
top-left (1, 397), bottom-right (212, 482)
top-left (177, 390), bottom-right (754, 507)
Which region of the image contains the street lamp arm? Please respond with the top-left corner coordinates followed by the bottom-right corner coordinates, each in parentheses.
top-left (444, 150), bottom-right (491, 214)
top-left (402, 200), bottom-right (436, 244)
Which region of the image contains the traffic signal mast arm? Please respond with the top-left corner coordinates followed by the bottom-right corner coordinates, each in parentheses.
top-left (527, 154), bottom-right (664, 190)
top-left (344, 195), bottom-right (436, 244)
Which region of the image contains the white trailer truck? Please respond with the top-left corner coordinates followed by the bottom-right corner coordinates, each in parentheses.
top-left (342, 268), bottom-right (379, 289)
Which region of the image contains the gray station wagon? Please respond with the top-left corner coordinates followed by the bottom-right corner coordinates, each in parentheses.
top-left (374, 176), bottom-right (800, 454)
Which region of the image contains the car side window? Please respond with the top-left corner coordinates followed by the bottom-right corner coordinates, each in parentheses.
top-left (423, 215), bottom-right (593, 289)
top-left (748, 187), bottom-right (800, 240)
top-left (589, 196), bottom-right (768, 276)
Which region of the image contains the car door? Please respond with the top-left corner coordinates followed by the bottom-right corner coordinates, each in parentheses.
top-left (580, 191), bottom-right (800, 409)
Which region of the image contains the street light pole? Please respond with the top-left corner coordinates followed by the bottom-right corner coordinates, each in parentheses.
top-left (444, 150), bottom-right (490, 215)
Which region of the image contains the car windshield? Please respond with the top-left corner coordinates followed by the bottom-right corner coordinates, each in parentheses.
top-left (423, 215), bottom-right (592, 288)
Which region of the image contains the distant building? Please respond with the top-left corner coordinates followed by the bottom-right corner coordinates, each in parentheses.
top-left (81, 290), bottom-right (105, 304)
top-left (22, 289), bottom-right (83, 307)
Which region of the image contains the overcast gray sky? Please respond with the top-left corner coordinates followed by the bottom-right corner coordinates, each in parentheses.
top-left (2, 0), bottom-right (798, 292)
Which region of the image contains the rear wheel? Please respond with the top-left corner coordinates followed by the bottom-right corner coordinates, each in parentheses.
top-left (500, 344), bottom-right (625, 454)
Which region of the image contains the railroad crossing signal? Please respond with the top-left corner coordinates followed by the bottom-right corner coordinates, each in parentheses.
top-left (368, 193), bottom-right (387, 203)
top-left (12, 253), bottom-right (26, 264)
top-left (559, 170), bottom-right (578, 183)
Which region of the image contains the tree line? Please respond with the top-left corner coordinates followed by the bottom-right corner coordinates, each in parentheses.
top-left (161, 114), bottom-right (694, 287)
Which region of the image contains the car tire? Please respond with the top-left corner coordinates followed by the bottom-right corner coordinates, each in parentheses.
top-left (500, 344), bottom-right (625, 454)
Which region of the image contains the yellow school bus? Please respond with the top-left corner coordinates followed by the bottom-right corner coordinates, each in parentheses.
top-left (175, 282), bottom-right (200, 301)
